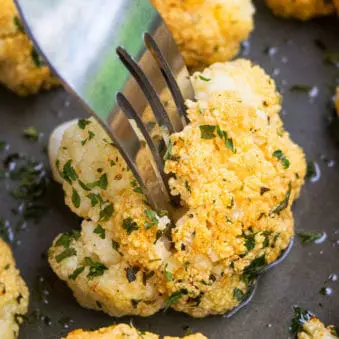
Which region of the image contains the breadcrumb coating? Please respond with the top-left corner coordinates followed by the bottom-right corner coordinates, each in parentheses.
top-left (0, 239), bottom-right (29, 339)
top-left (152, 0), bottom-right (255, 69)
top-left (265, 0), bottom-right (334, 20)
top-left (0, 0), bottom-right (58, 95)
top-left (298, 317), bottom-right (338, 339)
top-left (48, 59), bottom-right (306, 318)
top-left (65, 323), bottom-right (207, 339)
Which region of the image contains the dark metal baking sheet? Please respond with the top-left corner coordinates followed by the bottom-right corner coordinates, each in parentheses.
top-left (0, 1), bottom-right (338, 338)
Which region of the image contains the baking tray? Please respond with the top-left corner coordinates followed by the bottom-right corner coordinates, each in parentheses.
top-left (0, 0), bottom-right (339, 338)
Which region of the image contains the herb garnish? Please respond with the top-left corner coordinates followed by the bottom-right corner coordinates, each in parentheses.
top-left (99, 203), bottom-right (114, 222)
top-left (62, 160), bottom-right (78, 184)
top-left (78, 119), bottom-right (91, 129)
top-left (289, 307), bottom-right (313, 334)
top-left (112, 240), bottom-right (123, 256)
top-left (126, 267), bottom-right (139, 283)
top-left (31, 47), bottom-right (43, 67)
top-left (306, 161), bottom-right (316, 180)
top-left (297, 231), bottom-right (325, 245)
top-left (243, 255), bottom-right (267, 283)
top-left (144, 209), bottom-right (158, 229)
top-left (199, 125), bottom-right (235, 152)
top-left (273, 150), bottom-right (290, 169)
top-left (269, 182), bottom-right (292, 215)
top-left (23, 127), bottom-right (39, 141)
top-left (55, 230), bottom-right (80, 248)
top-left (68, 267), bottom-right (85, 280)
top-left (290, 85), bottom-right (313, 93)
top-left (55, 248), bottom-right (77, 263)
top-left (71, 188), bottom-right (81, 208)
top-left (93, 224), bottom-right (106, 239)
top-left (200, 125), bottom-right (217, 139)
top-left (244, 233), bottom-right (256, 251)
top-left (233, 288), bottom-right (245, 301)
top-left (164, 265), bottom-right (174, 281)
top-left (84, 257), bottom-right (108, 278)
top-left (122, 217), bottom-right (139, 234)
top-left (199, 75), bottom-right (211, 82)
top-left (164, 289), bottom-right (187, 311)
top-left (86, 173), bottom-right (108, 190)
top-left (81, 131), bottom-right (95, 146)
top-left (87, 193), bottom-right (104, 207)
top-left (14, 16), bottom-right (25, 33)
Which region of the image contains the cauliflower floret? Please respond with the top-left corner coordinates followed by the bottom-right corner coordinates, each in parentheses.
top-left (64, 323), bottom-right (207, 339)
top-left (298, 318), bottom-right (338, 339)
top-left (152, 0), bottom-right (255, 69)
top-left (334, 0), bottom-right (339, 14)
top-left (48, 59), bottom-right (306, 318)
top-left (0, 239), bottom-right (29, 339)
top-left (0, 0), bottom-right (58, 95)
top-left (265, 0), bottom-right (334, 20)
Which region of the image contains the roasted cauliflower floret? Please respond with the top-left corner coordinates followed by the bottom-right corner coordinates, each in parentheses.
top-left (334, 0), bottom-right (339, 14)
top-left (152, 0), bottom-right (255, 69)
top-left (65, 323), bottom-right (207, 339)
top-left (291, 307), bottom-right (338, 339)
top-left (0, 239), bottom-right (29, 339)
top-left (0, 0), bottom-right (58, 95)
top-left (48, 59), bottom-right (306, 318)
top-left (265, 0), bottom-right (334, 20)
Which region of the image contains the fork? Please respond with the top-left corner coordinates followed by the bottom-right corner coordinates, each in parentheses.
top-left (14, 0), bottom-right (194, 212)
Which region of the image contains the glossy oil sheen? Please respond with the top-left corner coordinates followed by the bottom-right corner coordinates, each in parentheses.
top-left (0, 0), bottom-right (339, 338)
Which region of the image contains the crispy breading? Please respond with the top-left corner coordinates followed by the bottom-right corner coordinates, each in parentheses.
top-left (152, 0), bottom-right (255, 69)
top-left (65, 323), bottom-right (207, 339)
top-left (0, 0), bottom-right (58, 95)
top-left (265, 0), bottom-right (334, 20)
top-left (298, 317), bottom-right (338, 339)
top-left (0, 239), bottom-right (29, 339)
top-left (48, 59), bottom-right (306, 318)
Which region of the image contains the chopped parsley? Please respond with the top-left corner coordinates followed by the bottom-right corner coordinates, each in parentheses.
top-left (290, 85), bottom-right (313, 93)
top-left (93, 225), bottom-right (106, 239)
top-left (87, 193), bottom-right (104, 207)
top-left (297, 231), bottom-right (324, 245)
top-left (68, 266), bottom-right (85, 280)
top-left (200, 125), bottom-right (217, 139)
top-left (122, 217), bottom-right (139, 234)
top-left (289, 307), bottom-right (313, 334)
top-left (84, 257), bottom-right (108, 279)
top-left (185, 181), bottom-right (191, 193)
top-left (71, 188), bottom-right (81, 208)
top-left (31, 47), bottom-right (43, 67)
top-left (269, 182), bottom-right (292, 215)
top-left (126, 267), bottom-right (139, 283)
top-left (86, 173), bottom-right (108, 190)
top-left (199, 75), bottom-right (211, 82)
top-left (78, 180), bottom-right (91, 191)
top-left (272, 150), bottom-right (290, 169)
top-left (62, 160), bottom-right (78, 184)
top-left (233, 288), bottom-right (245, 302)
top-left (131, 179), bottom-right (143, 194)
top-left (23, 127), bottom-right (39, 141)
top-left (164, 265), bottom-right (174, 281)
top-left (164, 289), bottom-right (187, 311)
top-left (78, 119), bottom-right (91, 129)
top-left (199, 125), bottom-right (235, 152)
top-left (243, 255), bottom-right (267, 283)
top-left (55, 248), bottom-right (77, 263)
top-left (112, 240), bottom-right (123, 256)
top-left (14, 16), bottom-right (24, 33)
top-left (244, 233), bottom-right (256, 251)
top-left (144, 209), bottom-right (158, 229)
top-left (99, 203), bottom-right (114, 222)
top-left (324, 50), bottom-right (339, 65)
top-left (55, 230), bottom-right (80, 248)
top-left (306, 161), bottom-right (316, 180)
top-left (81, 131), bottom-right (95, 146)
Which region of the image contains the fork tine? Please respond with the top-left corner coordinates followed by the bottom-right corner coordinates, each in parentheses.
top-left (116, 92), bottom-right (173, 201)
top-left (144, 32), bottom-right (189, 125)
top-left (116, 46), bottom-right (175, 137)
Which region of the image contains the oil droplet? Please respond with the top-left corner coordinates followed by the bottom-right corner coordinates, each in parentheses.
top-left (273, 68), bottom-right (280, 77)
top-left (281, 56), bottom-right (288, 64)
top-left (328, 273), bottom-right (338, 282)
top-left (315, 232), bottom-right (327, 244)
top-left (327, 160), bottom-right (335, 168)
top-left (323, 287), bottom-right (333, 296)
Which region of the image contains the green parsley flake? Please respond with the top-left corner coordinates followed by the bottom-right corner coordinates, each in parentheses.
top-left (94, 225), bottom-right (106, 239)
top-left (164, 289), bottom-right (187, 311)
top-left (55, 248), bottom-right (77, 263)
top-left (200, 125), bottom-right (235, 152)
top-left (84, 257), bottom-right (108, 279)
top-left (78, 119), bottom-right (91, 129)
top-left (289, 307), bottom-right (313, 334)
top-left (122, 217), bottom-right (139, 234)
top-left (68, 266), bottom-right (85, 280)
top-left (86, 173), bottom-right (108, 190)
top-left (14, 16), bottom-right (25, 33)
top-left (199, 75), bottom-right (211, 82)
top-left (62, 160), bottom-right (78, 184)
top-left (297, 231), bottom-right (325, 245)
top-left (233, 288), bottom-right (245, 301)
top-left (243, 255), bottom-right (266, 283)
top-left (244, 233), bottom-right (255, 251)
top-left (164, 265), bottom-right (174, 281)
top-left (273, 150), bottom-right (290, 169)
top-left (144, 209), bottom-right (158, 229)
top-left (99, 203), bottom-right (114, 222)
top-left (200, 125), bottom-right (216, 139)
top-left (306, 161), bottom-right (316, 180)
top-left (269, 182), bottom-right (292, 215)
top-left (72, 188), bottom-right (81, 208)
top-left (31, 47), bottom-right (43, 67)
top-left (87, 193), bottom-right (104, 207)
top-left (55, 230), bottom-right (80, 248)
top-left (23, 127), bottom-right (39, 141)
top-left (81, 131), bottom-right (95, 146)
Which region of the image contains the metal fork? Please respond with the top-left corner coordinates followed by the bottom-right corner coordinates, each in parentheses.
top-left (14, 0), bottom-right (194, 212)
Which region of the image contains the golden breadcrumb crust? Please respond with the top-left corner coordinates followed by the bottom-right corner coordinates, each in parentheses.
top-left (0, 239), bottom-right (29, 339)
top-left (0, 0), bottom-right (58, 95)
top-left (152, 0), bottom-right (255, 69)
top-left (298, 317), bottom-right (338, 339)
top-left (65, 323), bottom-right (207, 339)
top-left (265, 0), bottom-right (334, 20)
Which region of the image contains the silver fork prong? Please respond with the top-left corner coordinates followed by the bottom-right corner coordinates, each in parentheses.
top-left (116, 92), bottom-right (173, 200)
top-left (144, 32), bottom-right (189, 125)
top-left (116, 46), bottom-right (175, 136)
